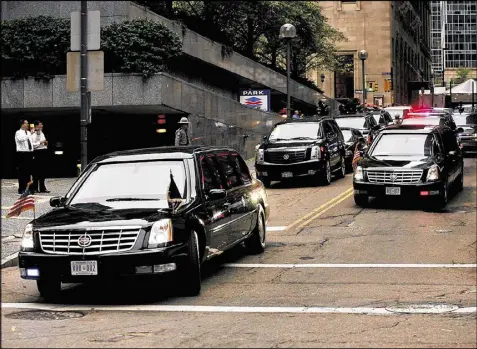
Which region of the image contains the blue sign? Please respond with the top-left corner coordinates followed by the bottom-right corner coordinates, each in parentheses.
top-left (239, 89), bottom-right (271, 112)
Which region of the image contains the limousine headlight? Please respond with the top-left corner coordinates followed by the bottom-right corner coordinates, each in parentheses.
top-left (148, 219), bottom-right (173, 248)
top-left (354, 166), bottom-right (364, 181)
top-left (426, 164), bottom-right (439, 181)
top-left (21, 224), bottom-right (34, 251)
top-left (256, 149), bottom-right (264, 164)
top-left (310, 146), bottom-right (321, 160)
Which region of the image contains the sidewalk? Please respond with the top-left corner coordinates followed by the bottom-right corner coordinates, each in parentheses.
top-left (1, 159), bottom-right (256, 267)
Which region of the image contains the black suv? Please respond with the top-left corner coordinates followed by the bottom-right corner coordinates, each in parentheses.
top-left (255, 117), bottom-right (346, 187)
top-left (18, 146), bottom-right (270, 300)
top-left (353, 125), bottom-right (464, 210)
top-left (335, 114), bottom-right (381, 145)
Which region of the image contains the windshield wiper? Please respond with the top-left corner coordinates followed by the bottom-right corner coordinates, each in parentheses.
top-left (105, 198), bottom-right (161, 202)
top-left (289, 137), bottom-right (315, 140)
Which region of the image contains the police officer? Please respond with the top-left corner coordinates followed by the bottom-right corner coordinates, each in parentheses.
top-left (175, 117), bottom-right (190, 146)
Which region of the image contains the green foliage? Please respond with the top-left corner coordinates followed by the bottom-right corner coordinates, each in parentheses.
top-left (141, 1), bottom-right (346, 84)
top-left (101, 19), bottom-right (182, 79)
top-left (0, 16), bottom-right (70, 80)
top-left (0, 16), bottom-right (182, 80)
top-left (452, 68), bottom-right (471, 84)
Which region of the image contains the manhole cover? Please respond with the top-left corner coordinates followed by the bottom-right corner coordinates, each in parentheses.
top-left (385, 304), bottom-right (459, 314)
top-left (5, 310), bottom-right (85, 320)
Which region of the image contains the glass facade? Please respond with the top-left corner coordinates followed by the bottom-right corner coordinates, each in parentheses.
top-left (431, 1), bottom-right (477, 85)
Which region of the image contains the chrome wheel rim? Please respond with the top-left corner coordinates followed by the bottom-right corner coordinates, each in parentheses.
top-left (258, 214), bottom-right (265, 246)
top-left (341, 157), bottom-right (346, 176)
top-left (326, 161), bottom-right (331, 183)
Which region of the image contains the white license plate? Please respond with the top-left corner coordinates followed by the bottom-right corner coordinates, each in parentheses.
top-left (281, 172), bottom-right (293, 178)
top-left (385, 187), bottom-right (401, 195)
top-left (71, 261), bottom-right (98, 276)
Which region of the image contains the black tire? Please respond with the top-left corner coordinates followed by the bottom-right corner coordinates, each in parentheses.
top-left (37, 278), bottom-right (62, 301)
top-left (336, 156), bottom-right (346, 179)
top-left (354, 194), bottom-right (369, 207)
top-left (428, 181), bottom-right (448, 211)
top-left (261, 177), bottom-right (271, 188)
top-left (176, 231), bottom-right (201, 297)
top-left (319, 159), bottom-right (331, 186)
top-left (456, 165), bottom-right (464, 192)
top-left (245, 206), bottom-right (266, 254)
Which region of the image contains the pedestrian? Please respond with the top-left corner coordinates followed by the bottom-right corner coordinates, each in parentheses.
top-left (292, 110), bottom-right (301, 119)
top-left (31, 120), bottom-right (50, 193)
top-left (175, 117), bottom-right (191, 146)
top-left (15, 119), bottom-right (34, 195)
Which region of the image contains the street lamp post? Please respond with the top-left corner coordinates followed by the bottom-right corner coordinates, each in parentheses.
top-left (431, 69), bottom-right (434, 107)
top-left (280, 24), bottom-right (296, 119)
top-left (358, 50), bottom-right (368, 105)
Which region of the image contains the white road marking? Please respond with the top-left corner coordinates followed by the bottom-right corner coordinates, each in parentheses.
top-left (1, 252), bottom-right (19, 267)
top-left (2, 303), bottom-right (475, 315)
top-left (223, 263), bottom-right (477, 268)
top-left (266, 226), bottom-right (287, 232)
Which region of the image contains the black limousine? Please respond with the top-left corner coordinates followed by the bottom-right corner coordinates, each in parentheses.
top-left (19, 146), bottom-right (270, 299)
top-left (353, 125), bottom-right (464, 210)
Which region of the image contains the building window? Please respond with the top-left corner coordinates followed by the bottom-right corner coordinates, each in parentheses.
top-left (334, 55), bottom-right (354, 99)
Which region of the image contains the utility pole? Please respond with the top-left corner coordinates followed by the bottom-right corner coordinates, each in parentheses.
top-left (80, 0), bottom-right (88, 171)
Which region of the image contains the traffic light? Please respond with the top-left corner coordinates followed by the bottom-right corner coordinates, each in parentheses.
top-left (374, 81), bottom-right (378, 92)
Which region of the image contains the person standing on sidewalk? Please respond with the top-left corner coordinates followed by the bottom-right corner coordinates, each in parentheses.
top-left (174, 117), bottom-right (191, 146)
top-left (31, 120), bottom-right (50, 193)
top-left (15, 119), bottom-right (34, 195)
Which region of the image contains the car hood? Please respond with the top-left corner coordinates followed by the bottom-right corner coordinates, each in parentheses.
top-left (262, 139), bottom-right (321, 149)
top-left (360, 155), bottom-right (435, 169)
top-left (32, 205), bottom-right (172, 230)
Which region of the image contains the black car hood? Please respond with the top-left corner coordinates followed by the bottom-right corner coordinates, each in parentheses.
top-left (262, 139), bottom-right (321, 149)
top-left (360, 155), bottom-right (435, 169)
top-left (33, 206), bottom-right (171, 230)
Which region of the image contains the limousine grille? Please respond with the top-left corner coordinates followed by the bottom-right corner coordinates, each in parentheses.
top-left (265, 150), bottom-right (307, 164)
top-left (38, 227), bottom-right (141, 255)
top-left (366, 169), bottom-right (423, 183)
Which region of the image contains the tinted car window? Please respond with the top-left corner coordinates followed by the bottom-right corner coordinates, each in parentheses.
top-left (205, 154), bottom-right (226, 190)
top-left (217, 152), bottom-right (240, 189)
top-left (441, 130), bottom-right (459, 152)
top-left (370, 133), bottom-right (436, 157)
top-left (269, 122), bottom-right (321, 141)
top-left (200, 155), bottom-right (222, 191)
top-left (330, 121), bottom-right (344, 141)
top-left (323, 122), bottom-right (335, 138)
top-left (231, 152), bottom-right (252, 185)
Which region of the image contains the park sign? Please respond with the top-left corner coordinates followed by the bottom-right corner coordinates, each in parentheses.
top-left (239, 89), bottom-right (271, 112)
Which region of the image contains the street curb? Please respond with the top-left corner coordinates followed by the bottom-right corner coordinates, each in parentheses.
top-left (1, 252), bottom-right (19, 269)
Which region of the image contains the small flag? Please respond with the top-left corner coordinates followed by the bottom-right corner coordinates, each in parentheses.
top-left (352, 144), bottom-right (362, 171)
top-left (167, 171), bottom-right (183, 210)
top-left (6, 182), bottom-right (35, 218)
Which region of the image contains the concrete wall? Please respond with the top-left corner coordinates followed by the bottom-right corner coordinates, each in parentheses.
top-left (2, 73), bottom-right (281, 159)
top-left (1, 1), bottom-right (322, 108)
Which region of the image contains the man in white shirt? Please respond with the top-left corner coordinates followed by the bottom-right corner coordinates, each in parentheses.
top-left (32, 120), bottom-right (50, 193)
top-left (15, 119), bottom-right (34, 194)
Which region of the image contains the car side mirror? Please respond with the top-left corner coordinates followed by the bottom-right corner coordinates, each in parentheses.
top-left (207, 189), bottom-right (227, 200)
top-left (50, 196), bottom-right (66, 207)
top-left (456, 127), bottom-right (464, 134)
top-left (263, 136), bottom-right (268, 141)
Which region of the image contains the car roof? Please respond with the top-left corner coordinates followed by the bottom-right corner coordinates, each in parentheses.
top-left (335, 114), bottom-right (369, 118)
top-left (93, 146), bottom-right (235, 164)
top-left (379, 124), bottom-right (443, 134)
top-left (274, 116), bottom-right (333, 126)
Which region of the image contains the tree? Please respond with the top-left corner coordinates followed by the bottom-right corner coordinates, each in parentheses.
top-left (452, 67), bottom-right (471, 84)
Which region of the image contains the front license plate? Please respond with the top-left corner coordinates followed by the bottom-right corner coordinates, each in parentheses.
top-left (385, 187), bottom-right (401, 195)
top-left (281, 172), bottom-right (293, 178)
top-left (71, 261), bottom-right (98, 276)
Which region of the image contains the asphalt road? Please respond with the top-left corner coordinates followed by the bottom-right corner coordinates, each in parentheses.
top-left (1, 158), bottom-right (476, 348)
